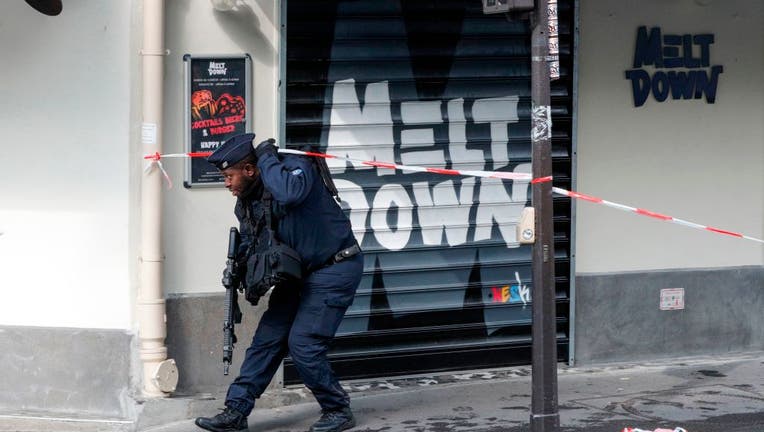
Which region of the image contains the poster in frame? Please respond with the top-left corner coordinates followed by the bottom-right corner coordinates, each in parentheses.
top-left (183, 54), bottom-right (252, 188)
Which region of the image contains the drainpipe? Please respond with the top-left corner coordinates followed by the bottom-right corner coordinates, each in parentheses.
top-left (138, 0), bottom-right (178, 397)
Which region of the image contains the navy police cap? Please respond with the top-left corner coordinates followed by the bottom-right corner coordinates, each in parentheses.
top-left (207, 133), bottom-right (256, 170)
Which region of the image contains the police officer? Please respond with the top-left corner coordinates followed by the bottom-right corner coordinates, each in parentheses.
top-left (195, 133), bottom-right (363, 432)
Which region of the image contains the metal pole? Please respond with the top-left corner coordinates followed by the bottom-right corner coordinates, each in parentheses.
top-left (530, 0), bottom-right (559, 430)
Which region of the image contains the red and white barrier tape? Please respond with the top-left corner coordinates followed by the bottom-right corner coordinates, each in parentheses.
top-left (143, 149), bottom-right (549, 183)
top-left (143, 155), bottom-right (172, 189)
top-left (143, 149), bottom-right (763, 244)
top-left (277, 148), bottom-right (551, 183)
top-left (143, 152), bottom-right (215, 189)
top-left (144, 151), bottom-right (214, 161)
top-left (552, 188), bottom-right (763, 244)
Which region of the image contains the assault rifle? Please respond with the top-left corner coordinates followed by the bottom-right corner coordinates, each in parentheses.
top-left (222, 227), bottom-right (243, 375)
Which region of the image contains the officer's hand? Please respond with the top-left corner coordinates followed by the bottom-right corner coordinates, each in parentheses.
top-left (254, 138), bottom-right (277, 159)
top-left (222, 267), bottom-right (234, 287)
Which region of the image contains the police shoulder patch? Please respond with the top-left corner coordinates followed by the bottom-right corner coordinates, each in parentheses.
top-left (290, 168), bottom-right (303, 176)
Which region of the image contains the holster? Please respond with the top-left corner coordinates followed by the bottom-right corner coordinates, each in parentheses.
top-left (244, 239), bottom-right (302, 305)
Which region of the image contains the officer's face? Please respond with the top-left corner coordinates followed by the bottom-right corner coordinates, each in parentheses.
top-left (222, 163), bottom-right (259, 197)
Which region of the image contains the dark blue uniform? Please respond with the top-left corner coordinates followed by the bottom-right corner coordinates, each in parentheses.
top-left (225, 152), bottom-right (363, 416)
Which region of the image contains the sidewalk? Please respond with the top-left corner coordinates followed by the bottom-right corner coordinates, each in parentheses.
top-left (3, 351), bottom-right (763, 432)
top-left (144, 351), bottom-right (764, 432)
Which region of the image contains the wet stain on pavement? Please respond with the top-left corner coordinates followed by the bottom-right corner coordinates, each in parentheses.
top-left (578, 410), bottom-right (625, 423)
top-left (559, 403), bottom-right (587, 410)
top-left (639, 399), bottom-right (684, 408)
top-left (696, 370), bottom-right (727, 378)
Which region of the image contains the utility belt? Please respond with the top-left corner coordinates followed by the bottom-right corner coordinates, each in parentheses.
top-left (244, 237), bottom-right (302, 305)
top-left (244, 241), bottom-right (362, 305)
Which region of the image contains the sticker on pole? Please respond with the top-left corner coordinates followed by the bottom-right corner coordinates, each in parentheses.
top-left (142, 122), bottom-right (157, 145)
top-left (659, 288), bottom-right (685, 311)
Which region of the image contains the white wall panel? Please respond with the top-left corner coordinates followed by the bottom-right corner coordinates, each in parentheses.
top-left (0, 1), bottom-right (131, 328)
top-left (576, 0), bottom-right (764, 272)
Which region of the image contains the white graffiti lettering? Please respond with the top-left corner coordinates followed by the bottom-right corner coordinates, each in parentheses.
top-left (327, 79), bottom-right (396, 176)
top-left (413, 178), bottom-right (474, 246)
top-left (474, 166), bottom-right (530, 244)
top-left (328, 79), bottom-right (526, 249)
top-left (371, 184), bottom-right (413, 250)
top-left (512, 271), bottom-right (531, 306)
top-left (335, 179), bottom-right (369, 246)
top-left (400, 100), bottom-right (446, 168)
top-left (472, 96), bottom-right (520, 170)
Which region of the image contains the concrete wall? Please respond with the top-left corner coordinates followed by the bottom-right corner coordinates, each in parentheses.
top-left (0, 327), bottom-right (132, 418)
top-left (574, 0), bottom-right (764, 364)
top-left (574, 266), bottom-right (764, 364)
top-left (576, 0), bottom-right (764, 273)
top-left (165, 293), bottom-right (271, 395)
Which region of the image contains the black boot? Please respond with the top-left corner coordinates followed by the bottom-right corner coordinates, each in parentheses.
top-left (309, 407), bottom-right (356, 432)
top-left (195, 407), bottom-right (248, 432)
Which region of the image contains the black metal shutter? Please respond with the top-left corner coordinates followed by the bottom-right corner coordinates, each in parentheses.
top-left (285, 0), bottom-right (572, 383)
